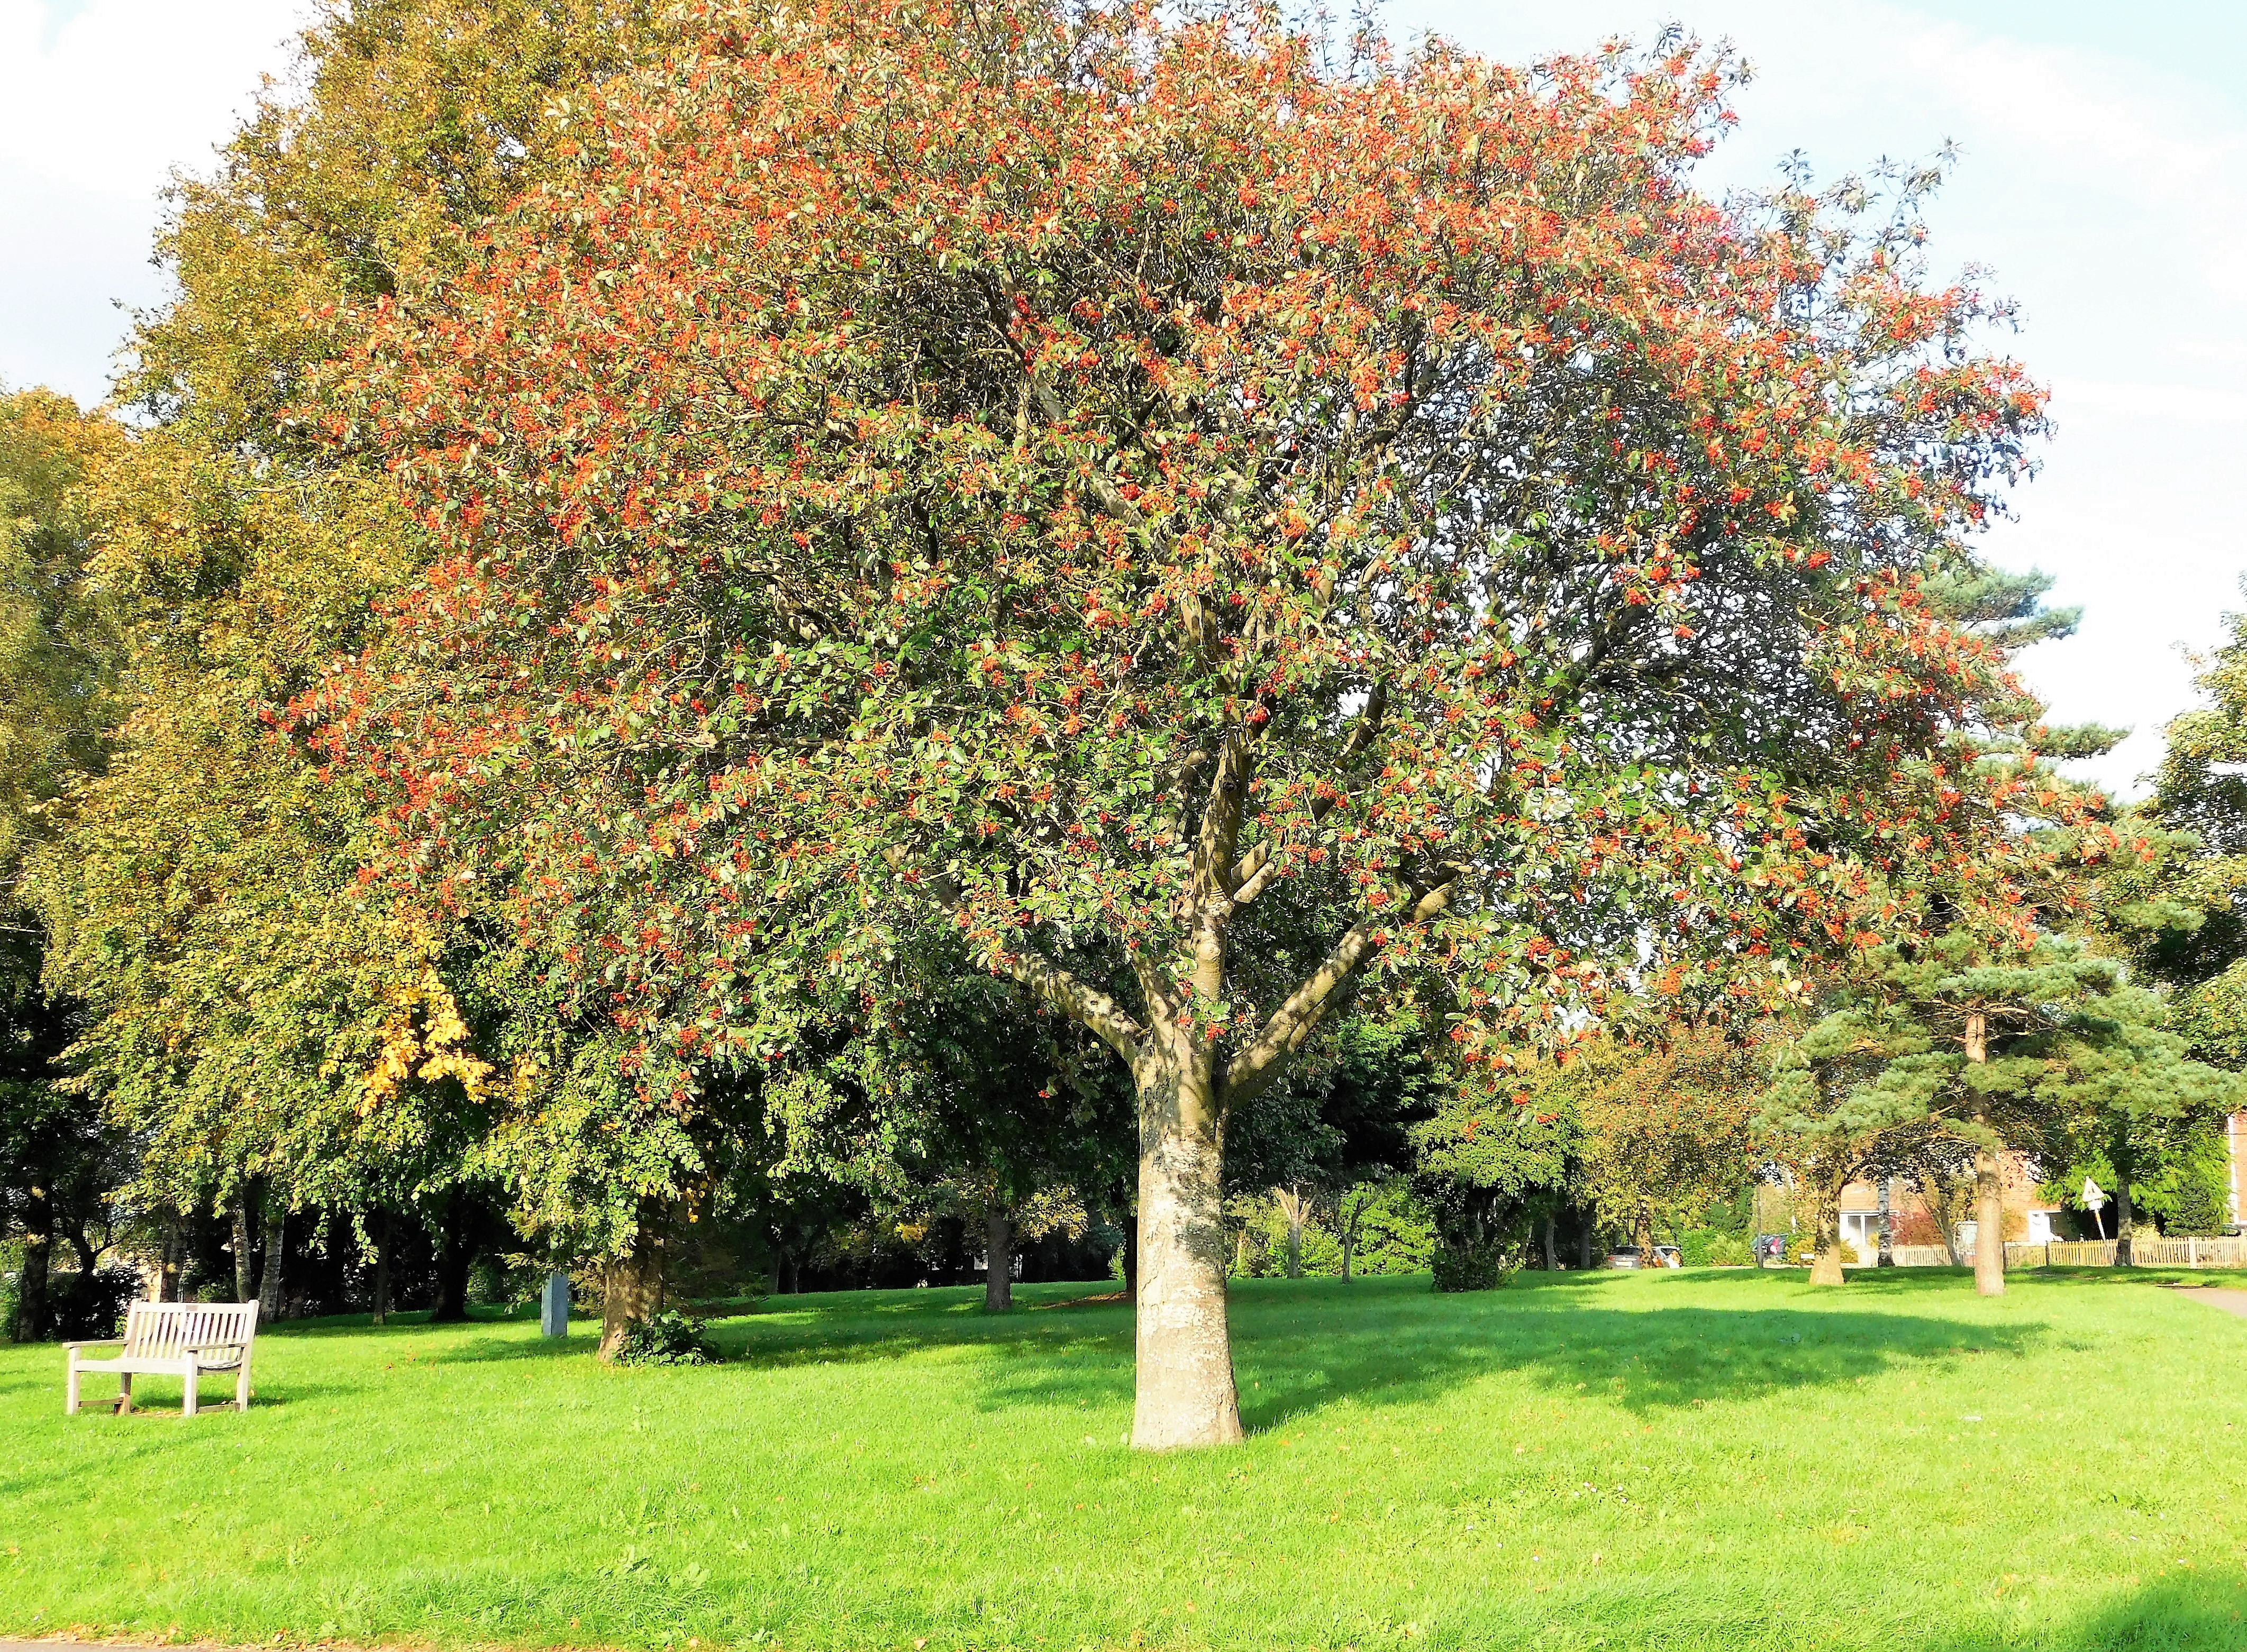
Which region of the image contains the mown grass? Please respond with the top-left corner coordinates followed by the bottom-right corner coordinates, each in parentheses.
top-left (3, 1267), bottom-right (2245, 1651)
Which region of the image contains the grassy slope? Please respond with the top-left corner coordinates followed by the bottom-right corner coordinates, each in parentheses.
top-left (2, 1268), bottom-right (2244, 1652)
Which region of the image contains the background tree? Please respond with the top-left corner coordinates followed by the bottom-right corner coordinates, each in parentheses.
top-left (317, 1), bottom-right (2053, 1446)
top-left (2110, 594), bottom-right (2247, 1075)
top-left (1766, 992), bottom-right (1932, 1284)
top-left (1409, 1046), bottom-right (1580, 1284)
top-left (1578, 1026), bottom-right (1760, 1266)
top-left (24, 0), bottom-right (650, 1323)
top-left (1778, 931), bottom-right (2233, 1288)
top-left (0, 388), bottom-right (130, 1340)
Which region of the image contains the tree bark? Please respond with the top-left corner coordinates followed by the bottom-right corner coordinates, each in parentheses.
top-left (598, 1225), bottom-right (666, 1360)
top-left (2116, 1182), bottom-right (2135, 1267)
top-left (63, 1220), bottom-right (97, 1280)
top-left (371, 1210), bottom-right (394, 1326)
top-left (157, 1217), bottom-right (183, 1302)
top-left (1275, 1185), bottom-right (1308, 1279)
top-left (1877, 1176), bottom-right (1895, 1267)
top-left (257, 1203), bottom-right (286, 1321)
top-left (1973, 1147), bottom-right (2005, 1294)
top-left (1808, 1180), bottom-right (1846, 1287)
top-left (984, 1205), bottom-right (1013, 1312)
top-left (1540, 1213), bottom-right (1557, 1272)
top-left (1965, 1010), bottom-right (2004, 1297)
top-left (232, 1200), bottom-right (256, 1302)
top-left (1131, 1049), bottom-right (1243, 1450)
top-left (14, 1191), bottom-right (50, 1341)
top-left (432, 1204), bottom-right (474, 1323)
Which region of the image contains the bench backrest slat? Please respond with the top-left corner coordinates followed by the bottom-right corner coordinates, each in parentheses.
top-left (122, 1300), bottom-right (259, 1357)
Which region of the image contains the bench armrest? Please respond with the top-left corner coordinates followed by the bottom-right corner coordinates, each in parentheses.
top-left (62, 1340), bottom-right (121, 1355)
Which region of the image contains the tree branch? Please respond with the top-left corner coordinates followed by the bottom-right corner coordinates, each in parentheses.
top-left (992, 943), bottom-right (1148, 1066)
top-left (893, 845), bottom-right (1146, 1063)
top-left (1227, 680), bottom-right (1388, 903)
top-left (1220, 876), bottom-right (1458, 1109)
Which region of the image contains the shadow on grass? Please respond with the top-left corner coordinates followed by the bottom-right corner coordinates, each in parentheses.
top-left (1228, 1281), bottom-right (2043, 1427)
top-left (1923, 1574), bottom-right (2247, 1652)
top-left (14, 1273), bottom-right (2059, 1437)
top-left (597, 1270), bottom-right (2050, 1427)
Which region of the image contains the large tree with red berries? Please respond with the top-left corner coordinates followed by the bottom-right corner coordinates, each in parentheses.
top-left (312, 0), bottom-right (2052, 1446)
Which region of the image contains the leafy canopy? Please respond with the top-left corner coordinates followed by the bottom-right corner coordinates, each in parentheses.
top-left (311, 0), bottom-right (2055, 1133)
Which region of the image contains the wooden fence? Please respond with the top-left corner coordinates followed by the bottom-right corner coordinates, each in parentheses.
top-left (1868, 1237), bottom-right (2245, 1269)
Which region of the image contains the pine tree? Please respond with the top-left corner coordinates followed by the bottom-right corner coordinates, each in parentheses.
top-left (1779, 932), bottom-right (2235, 1290)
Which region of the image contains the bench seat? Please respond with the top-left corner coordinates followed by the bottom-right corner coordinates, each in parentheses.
top-left (67, 1301), bottom-right (261, 1417)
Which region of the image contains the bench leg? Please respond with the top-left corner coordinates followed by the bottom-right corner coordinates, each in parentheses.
top-left (183, 1366), bottom-right (198, 1418)
top-left (66, 1361), bottom-right (79, 1417)
top-left (116, 1372), bottom-right (132, 1414)
top-left (236, 1364), bottom-right (252, 1411)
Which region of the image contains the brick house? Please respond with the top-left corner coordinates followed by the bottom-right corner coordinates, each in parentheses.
top-left (1833, 1154), bottom-right (2063, 1258)
top-left (2228, 1113), bottom-right (2247, 1228)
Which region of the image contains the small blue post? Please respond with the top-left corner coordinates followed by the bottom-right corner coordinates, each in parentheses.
top-left (540, 1270), bottom-right (570, 1337)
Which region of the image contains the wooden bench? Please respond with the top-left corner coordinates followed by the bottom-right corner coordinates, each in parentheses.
top-left (66, 1300), bottom-right (261, 1417)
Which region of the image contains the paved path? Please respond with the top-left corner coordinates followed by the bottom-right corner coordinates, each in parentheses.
top-left (2185, 1288), bottom-right (2247, 1319)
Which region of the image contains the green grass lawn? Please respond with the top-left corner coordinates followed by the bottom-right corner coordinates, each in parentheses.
top-left (4, 1267), bottom-right (2245, 1652)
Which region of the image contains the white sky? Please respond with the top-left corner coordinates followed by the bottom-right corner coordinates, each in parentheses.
top-left (3, 0), bottom-right (2241, 797)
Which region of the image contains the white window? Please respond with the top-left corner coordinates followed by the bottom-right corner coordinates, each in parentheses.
top-left (1839, 1212), bottom-right (1881, 1249)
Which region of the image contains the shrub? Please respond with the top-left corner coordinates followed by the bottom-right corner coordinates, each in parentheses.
top-left (612, 1310), bottom-right (720, 1366)
top-left (2140, 1142), bottom-right (2234, 1237)
top-left (1430, 1240), bottom-right (1516, 1292)
top-left (41, 1268), bottom-right (141, 1341)
top-left (1348, 1181), bottom-right (1441, 1276)
top-left (1686, 1230), bottom-right (1755, 1267)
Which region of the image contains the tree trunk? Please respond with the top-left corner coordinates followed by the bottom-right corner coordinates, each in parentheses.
top-left (14, 1191), bottom-right (51, 1342)
top-left (232, 1200), bottom-right (256, 1302)
top-left (1578, 1219), bottom-right (1593, 1271)
top-left (1973, 1147), bottom-right (2005, 1294)
top-left (2116, 1182), bottom-right (2135, 1267)
top-left (257, 1203), bottom-right (286, 1321)
top-left (1540, 1213), bottom-right (1557, 1272)
top-left (1632, 1201), bottom-right (1656, 1266)
top-left (1808, 1189), bottom-right (1846, 1287)
top-left (371, 1211), bottom-right (394, 1326)
top-left (984, 1205), bottom-right (1013, 1312)
top-left (1964, 1011), bottom-right (2005, 1297)
top-left (1276, 1186), bottom-right (1307, 1280)
top-left (63, 1220), bottom-right (97, 1280)
top-left (432, 1205), bottom-right (474, 1324)
top-left (598, 1226), bottom-right (666, 1359)
top-left (1877, 1176), bottom-right (1895, 1267)
top-left (157, 1217), bottom-right (183, 1302)
top-left (1131, 1051), bottom-right (1243, 1450)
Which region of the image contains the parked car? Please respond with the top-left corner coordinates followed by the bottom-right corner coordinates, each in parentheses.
top-left (1606, 1246), bottom-right (1682, 1270)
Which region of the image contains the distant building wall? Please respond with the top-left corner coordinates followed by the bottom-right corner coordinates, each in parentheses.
top-left (2229, 1114), bottom-right (2246, 1228)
